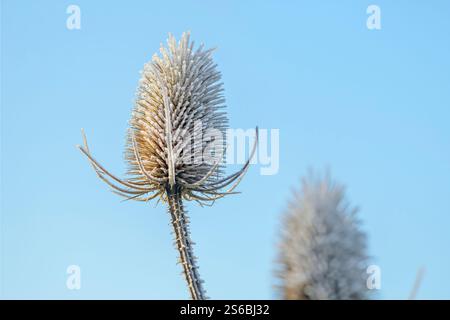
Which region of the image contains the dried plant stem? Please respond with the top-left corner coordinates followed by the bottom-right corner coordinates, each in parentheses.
top-left (167, 187), bottom-right (205, 300)
top-left (408, 267), bottom-right (426, 300)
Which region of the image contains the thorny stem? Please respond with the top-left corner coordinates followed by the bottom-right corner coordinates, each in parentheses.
top-left (167, 186), bottom-right (206, 300)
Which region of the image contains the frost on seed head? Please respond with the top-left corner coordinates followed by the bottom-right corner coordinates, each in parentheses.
top-left (78, 32), bottom-right (257, 205)
top-left (126, 32), bottom-right (228, 195)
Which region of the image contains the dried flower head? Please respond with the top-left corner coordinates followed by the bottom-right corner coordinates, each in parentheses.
top-left (78, 32), bottom-right (257, 299)
top-left (276, 171), bottom-right (369, 300)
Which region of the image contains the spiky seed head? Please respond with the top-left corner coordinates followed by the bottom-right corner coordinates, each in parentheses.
top-left (125, 32), bottom-right (228, 196)
top-left (276, 171), bottom-right (369, 300)
top-left (78, 32), bottom-right (257, 300)
top-left (78, 32), bottom-right (257, 204)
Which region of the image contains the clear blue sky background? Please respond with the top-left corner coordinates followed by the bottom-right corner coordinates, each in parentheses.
top-left (1, 0), bottom-right (449, 299)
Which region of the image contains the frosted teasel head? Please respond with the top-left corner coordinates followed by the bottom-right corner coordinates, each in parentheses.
top-left (276, 171), bottom-right (369, 300)
top-left (78, 32), bottom-right (258, 205)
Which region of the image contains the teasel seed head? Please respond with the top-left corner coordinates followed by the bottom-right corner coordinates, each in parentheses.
top-left (77, 32), bottom-right (257, 300)
top-left (276, 170), bottom-right (369, 300)
top-left (78, 31), bottom-right (258, 205)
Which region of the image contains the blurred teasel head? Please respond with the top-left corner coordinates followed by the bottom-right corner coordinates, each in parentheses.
top-left (276, 170), bottom-right (369, 300)
top-left (78, 32), bottom-right (258, 300)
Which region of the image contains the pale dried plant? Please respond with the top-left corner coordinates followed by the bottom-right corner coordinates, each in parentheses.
top-left (408, 267), bottom-right (426, 300)
top-left (78, 32), bottom-right (257, 300)
top-left (276, 171), bottom-right (369, 300)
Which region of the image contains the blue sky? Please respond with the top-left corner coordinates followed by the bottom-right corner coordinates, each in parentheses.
top-left (1, 0), bottom-right (449, 299)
